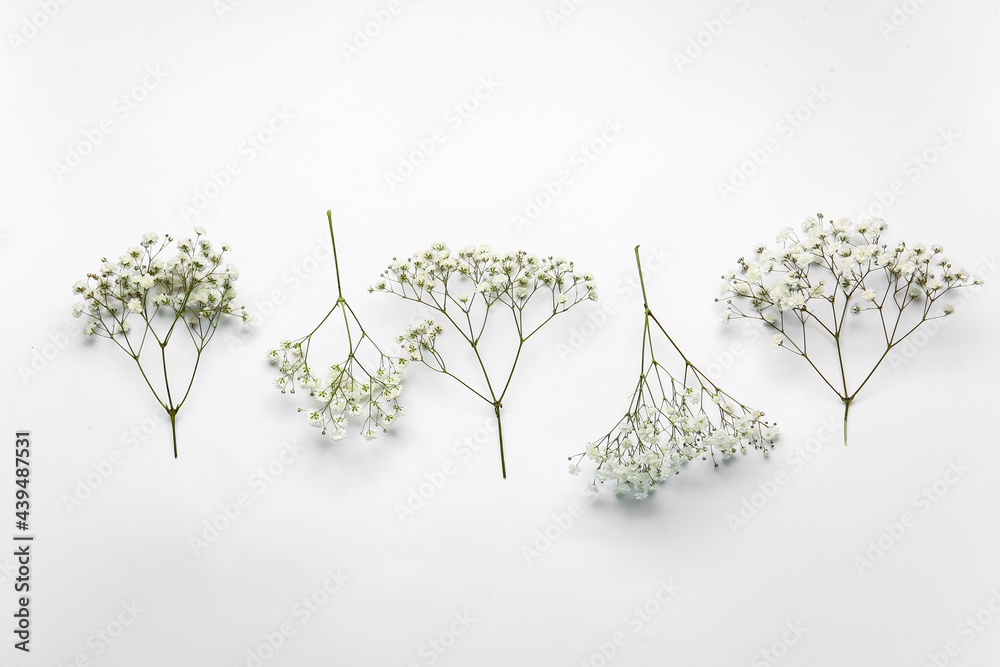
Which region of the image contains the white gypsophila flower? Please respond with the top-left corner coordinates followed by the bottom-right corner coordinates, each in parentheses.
top-left (72, 228), bottom-right (245, 457)
top-left (573, 247), bottom-right (776, 500)
top-left (377, 241), bottom-right (599, 478)
top-left (717, 212), bottom-right (981, 444)
top-left (272, 211), bottom-right (408, 444)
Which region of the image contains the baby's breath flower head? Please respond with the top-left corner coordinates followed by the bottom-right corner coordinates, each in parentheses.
top-left (718, 213), bottom-right (981, 444)
top-left (72, 228), bottom-right (246, 457)
top-left (270, 211), bottom-right (407, 442)
top-left (374, 242), bottom-right (598, 478)
top-left (569, 247), bottom-right (777, 500)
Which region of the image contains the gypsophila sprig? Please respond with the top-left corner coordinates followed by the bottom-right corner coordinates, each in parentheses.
top-left (719, 213), bottom-right (982, 444)
top-left (374, 243), bottom-right (598, 478)
top-left (569, 247), bottom-right (777, 500)
top-left (269, 211), bottom-right (407, 442)
top-left (72, 228), bottom-right (246, 457)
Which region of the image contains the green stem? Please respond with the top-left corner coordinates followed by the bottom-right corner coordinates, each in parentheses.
top-left (635, 247), bottom-right (704, 377)
top-left (160, 344), bottom-right (175, 409)
top-left (842, 399), bottom-right (850, 447)
top-left (176, 349), bottom-right (203, 409)
top-left (634, 246), bottom-right (649, 308)
top-left (327, 210), bottom-right (344, 299)
top-left (169, 409), bottom-right (178, 458)
top-left (495, 403), bottom-right (506, 479)
top-left (497, 340), bottom-right (524, 402)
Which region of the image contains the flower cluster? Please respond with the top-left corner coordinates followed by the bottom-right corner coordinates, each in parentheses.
top-left (398, 319), bottom-right (444, 366)
top-left (72, 227), bottom-right (245, 457)
top-left (374, 243), bottom-right (598, 478)
top-left (270, 211), bottom-right (407, 442)
top-left (718, 213), bottom-right (981, 442)
top-left (371, 243), bottom-right (597, 312)
top-left (571, 247), bottom-right (776, 499)
top-left (72, 228), bottom-right (244, 339)
top-left (575, 386), bottom-right (777, 500)
top-left (719, 215), bottom-right (979, 320)
top-left (268, 338), bottom-right (405, 441)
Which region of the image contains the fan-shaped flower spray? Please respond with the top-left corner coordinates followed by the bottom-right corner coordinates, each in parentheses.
top-left (570, 246), bottom-right (777, 499)
top-left (718, 214), bottom-right (981, 444)
top-left (71, 228), bottom-right (246, 457)
top-left (373, 244), bottom-right (598, 478)
top-left (269, 212), bottom-right (406, 441)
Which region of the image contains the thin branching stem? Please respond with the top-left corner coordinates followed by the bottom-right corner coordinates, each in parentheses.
top-left (379, 243), bottom-right (598, 478)
top-left (719, 214), bottom-right (981, 446)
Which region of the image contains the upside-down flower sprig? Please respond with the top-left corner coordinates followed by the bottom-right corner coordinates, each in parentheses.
top-left (569, 247), bottom-right (777, 499)
top-left (718, 213), bottom-right (981, 444)
top-left (269, 212), bottom-right (407, 441)
top-left (373, 243), bottom-right (598, 478)
top-left (72, 227), bottom-right (246, 457)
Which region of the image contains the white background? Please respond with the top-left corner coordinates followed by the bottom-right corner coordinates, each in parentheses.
top-left (3, 0), bottom-right (1000, 665)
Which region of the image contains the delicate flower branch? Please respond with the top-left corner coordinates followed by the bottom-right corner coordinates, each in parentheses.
top-left (72, 228), bottom-right (245, 457)
top-left (269, 211), bottom-right (406, 441)
top-left (570, 246), bottom-right (777, 499)
top-left (719, 213), bottom-right (981, 444)
top-left (373, 243), bottom-right (598, 478)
